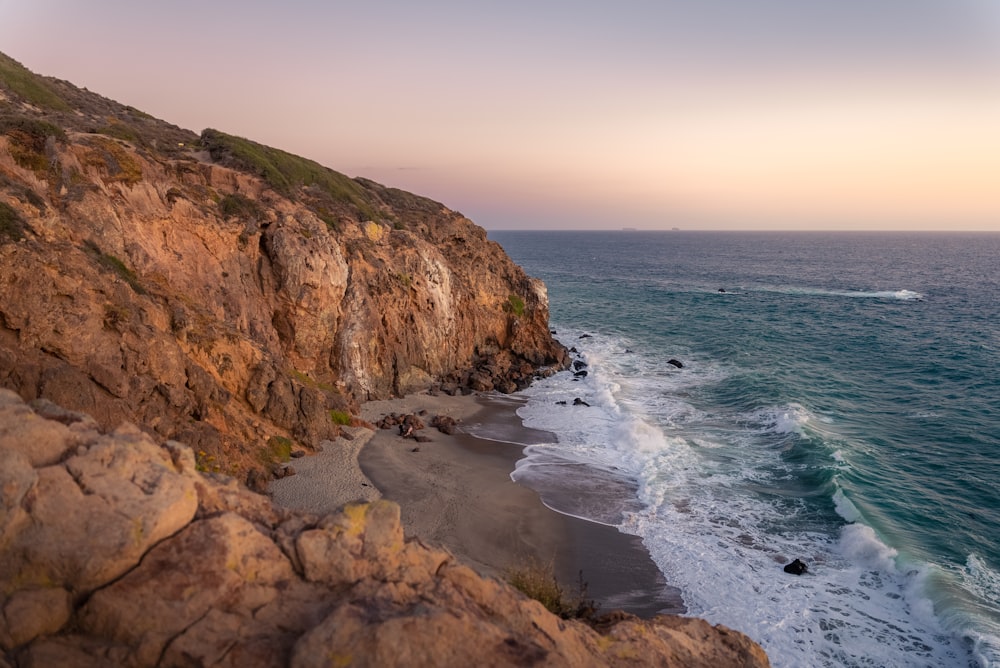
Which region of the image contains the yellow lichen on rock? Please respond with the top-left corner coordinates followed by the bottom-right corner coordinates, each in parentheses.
top-left (363, 220), bottom-right (385, 242)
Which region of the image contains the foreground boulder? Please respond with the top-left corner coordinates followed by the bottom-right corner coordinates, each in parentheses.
top-left (0, 391), bottom-right (769, 667)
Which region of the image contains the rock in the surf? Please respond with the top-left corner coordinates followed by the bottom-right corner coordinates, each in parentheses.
top-left (783, 559), bottom-right (808, 575)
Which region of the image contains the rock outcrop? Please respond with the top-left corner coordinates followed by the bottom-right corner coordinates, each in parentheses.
top-left (0, 52), bottom-right (569, 482)
top-left (0, 390), bottom-right (769, 667)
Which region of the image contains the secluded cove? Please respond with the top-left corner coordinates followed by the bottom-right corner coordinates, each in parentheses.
top-left (271, 390), bottom-right (683, 619)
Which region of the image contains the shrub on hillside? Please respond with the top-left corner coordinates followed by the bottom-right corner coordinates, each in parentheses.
top-left (0, 201), bottom-right (25, 243)
top-left (200, 128), bottom-right (377, 221)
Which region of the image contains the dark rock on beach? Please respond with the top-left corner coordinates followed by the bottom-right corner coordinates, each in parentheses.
top-left (430, 414), bottom-right (459, 435)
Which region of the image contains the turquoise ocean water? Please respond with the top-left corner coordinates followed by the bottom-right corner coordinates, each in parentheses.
top-left (490, 231), bottom-right (1000, 667)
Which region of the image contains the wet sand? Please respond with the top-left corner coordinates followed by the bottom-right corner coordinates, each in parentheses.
top-left (273, 390), bottom-right (683, 617)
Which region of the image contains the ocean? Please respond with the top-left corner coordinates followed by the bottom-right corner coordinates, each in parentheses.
top-left (489, 231), bottom-right (1000, 667)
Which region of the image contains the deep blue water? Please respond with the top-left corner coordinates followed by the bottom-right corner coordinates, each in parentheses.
top-left (491, 231), bottom-right (1000, 667)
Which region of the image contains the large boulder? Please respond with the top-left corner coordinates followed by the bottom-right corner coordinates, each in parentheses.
top-left (0, 392), bottom-right (199, 600)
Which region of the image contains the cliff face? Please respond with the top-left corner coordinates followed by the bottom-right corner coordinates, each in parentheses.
top-left (0, 53), bottom-right (568, 481)
top-left (0, 390), bottom-right (770, 667)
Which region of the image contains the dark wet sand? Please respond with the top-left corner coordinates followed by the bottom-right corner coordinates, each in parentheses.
top-left (358, 392), bottom-right (684, 618)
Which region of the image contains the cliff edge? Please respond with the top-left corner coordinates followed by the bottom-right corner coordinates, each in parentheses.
top-left (0, 52), bottom-right (568, 484)
top-left (0, 390), bottom-right (769, 667)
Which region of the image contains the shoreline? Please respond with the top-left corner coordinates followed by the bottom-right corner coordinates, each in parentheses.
top-left (271, 390), bottom-right (683, 618)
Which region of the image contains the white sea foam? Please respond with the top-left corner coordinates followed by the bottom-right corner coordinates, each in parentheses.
top-left (747, 403), bottom-right (813, 435)
top-left (838, 523), bottom-right (899, 571)
top-left (957, 555), bottom-right (1000, 665)
top-left (833, 487), bottom-right (862, 523)
top-left (514, 327), bottom-right (980, 667)
top-left (965, 554), bottom-right (1000, 607)
top-left (756, 285), bottom-right (925, 301)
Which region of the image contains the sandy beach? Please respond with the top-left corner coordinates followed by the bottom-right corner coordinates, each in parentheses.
top-left (271, 390), bottom-right (682, 618)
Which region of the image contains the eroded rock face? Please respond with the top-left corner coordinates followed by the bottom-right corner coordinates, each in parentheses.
top-left (0, 55), bottom-right (569, 481)
top-left (0, 392), bottom-right (770, 667)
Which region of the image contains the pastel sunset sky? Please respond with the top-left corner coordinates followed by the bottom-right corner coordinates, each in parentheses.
top-left (2, 0), bottom-right (998, 230)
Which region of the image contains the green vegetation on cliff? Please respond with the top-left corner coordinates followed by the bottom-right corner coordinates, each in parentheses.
top-left (0, 201), bottom-right (25, 242)
top-left (507, 294), bottom-right (526, 317)
top-left (0, 116), bottom-right (66, 174)
top-left (505, 560), bottom-right (596, 620)
top-left (201, 128), bottom-right (377, 221)
top-left (0, 53), bottom-right (70, 111)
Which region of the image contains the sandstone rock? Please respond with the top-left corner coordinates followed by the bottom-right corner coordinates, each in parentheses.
top-left (0, 448), bottom-right (35, 549)
top-left (0, 396), bottom-right (199, 596)
top-left (295, 500), bottom-right (439, 587)
top-left (15, 635), bottom-right (131, 668)
top-left (0, 389), bottom-right (78, 467)
top-left (0, 587), bottom-right (72, 650)
top-left (80, 512), bottom-right (295, 666)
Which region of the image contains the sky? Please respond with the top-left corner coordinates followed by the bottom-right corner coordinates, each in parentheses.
top-left (1, 1), bottom-right (998, 231)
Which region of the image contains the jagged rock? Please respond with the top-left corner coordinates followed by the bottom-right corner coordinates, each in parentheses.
top-left (468, 371), bottom-right (495, 392)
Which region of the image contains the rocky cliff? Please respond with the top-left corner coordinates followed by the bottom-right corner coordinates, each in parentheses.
top-left (0, 390), bottom-right (769, 667)
top-left (0, 53), bottom-right (568, 483)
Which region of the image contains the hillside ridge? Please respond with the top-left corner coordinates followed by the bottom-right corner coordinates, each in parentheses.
top-left (0, 52), bottom-right (568, 483)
